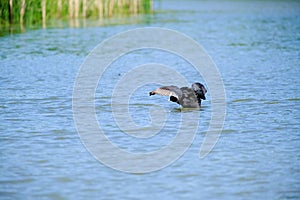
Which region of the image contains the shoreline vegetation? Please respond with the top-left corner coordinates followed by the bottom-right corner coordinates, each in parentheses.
top-left (0, 0), bottom-right (153, 35)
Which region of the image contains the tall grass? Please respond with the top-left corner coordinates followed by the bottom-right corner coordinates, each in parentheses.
top-left (0, 0), bottom-right (153, 28)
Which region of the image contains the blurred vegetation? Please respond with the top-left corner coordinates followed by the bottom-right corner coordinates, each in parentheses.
top-left (0, 0), bottom-right (152, 30)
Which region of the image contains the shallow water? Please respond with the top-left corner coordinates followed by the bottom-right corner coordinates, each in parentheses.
top-left (1, 0), bottom-right (300, 199)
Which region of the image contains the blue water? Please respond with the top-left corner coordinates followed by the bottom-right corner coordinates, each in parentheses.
top-left (1, 0), bottom-right (300, 199)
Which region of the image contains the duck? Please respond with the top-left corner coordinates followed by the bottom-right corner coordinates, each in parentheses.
top-left (149, 82), bottom-right (207, 108)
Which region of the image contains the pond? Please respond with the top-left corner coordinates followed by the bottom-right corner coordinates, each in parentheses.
top-left (1, 0), bottom-right (300, 199)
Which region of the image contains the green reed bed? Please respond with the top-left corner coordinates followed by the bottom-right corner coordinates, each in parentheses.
top-left (0, 0), bottom-right (152, 32)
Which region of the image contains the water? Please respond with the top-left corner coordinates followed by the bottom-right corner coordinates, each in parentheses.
top-left (1, 0), bottom-right (300, 199)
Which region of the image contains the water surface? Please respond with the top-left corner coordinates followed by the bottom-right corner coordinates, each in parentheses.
top-left (1, 0), bottom-right (300, 199)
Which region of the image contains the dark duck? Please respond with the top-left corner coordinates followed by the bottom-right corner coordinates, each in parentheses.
top-left (149, 82), bottom-right (207, 108)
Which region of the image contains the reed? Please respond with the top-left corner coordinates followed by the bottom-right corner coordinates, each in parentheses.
top-left (0, 0), bottom-right (152, 28)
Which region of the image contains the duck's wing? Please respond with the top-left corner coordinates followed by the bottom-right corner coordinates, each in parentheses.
top-left (149, 85), bottom-right (182, 103)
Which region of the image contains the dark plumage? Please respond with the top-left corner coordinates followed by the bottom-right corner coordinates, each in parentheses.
top-left (149, 82), bottom-right (207, 108)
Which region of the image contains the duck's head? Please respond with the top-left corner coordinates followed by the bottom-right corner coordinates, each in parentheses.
top-left (192, 82), bottom-right (207, 100)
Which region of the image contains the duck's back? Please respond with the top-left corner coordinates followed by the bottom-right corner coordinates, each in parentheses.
top-left (178, 87), bottom-right (200, 108)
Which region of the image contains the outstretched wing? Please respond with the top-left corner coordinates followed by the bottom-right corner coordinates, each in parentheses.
top-left (149, 85), bottom-right (182, 102)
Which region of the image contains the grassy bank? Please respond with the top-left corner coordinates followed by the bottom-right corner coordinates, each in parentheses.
top-left (0, 0), bottom-right (152, 29)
